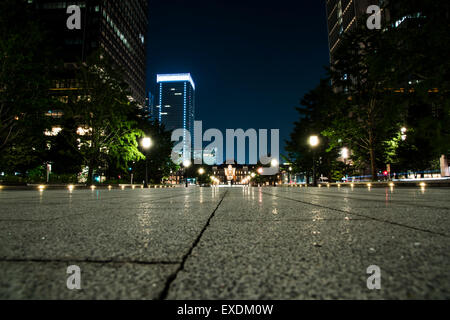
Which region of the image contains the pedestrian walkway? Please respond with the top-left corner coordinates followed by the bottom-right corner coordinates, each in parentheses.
top-left (0, 186), bottom-right (449, 299)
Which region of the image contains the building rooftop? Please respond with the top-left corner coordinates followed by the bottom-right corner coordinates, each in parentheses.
top-left (157, 73), bottom-right (196, 90)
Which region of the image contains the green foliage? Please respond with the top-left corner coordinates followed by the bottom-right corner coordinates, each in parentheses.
top-left (286, 80), bottom-right (343, 181)
top-left (131, 110), bottom-right (176, 184)
top-left (27, 166), bottom-right (46, 183)
top-left (48, 173), bottom-right (78, 184)
top-left (47, 119), bottom-right (83, 175)
top-left (288, 2), bottom-right (450, 181)
top-left (0, 0), bottom-right (52, 172)
top-left (67, 51), bottom-right (145, 184)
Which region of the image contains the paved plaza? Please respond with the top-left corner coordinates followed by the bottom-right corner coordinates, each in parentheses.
top-left (0, 186), bottom-right (449, 299)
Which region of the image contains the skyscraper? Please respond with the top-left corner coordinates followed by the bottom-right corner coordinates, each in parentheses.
top-left (156, 73), bottom-right (196, 147)
top-left (326, 0), bottom-right (382, 63)
top-left (30, 0), bottom-right (148, 106)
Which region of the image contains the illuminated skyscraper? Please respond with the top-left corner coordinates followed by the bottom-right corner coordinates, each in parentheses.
top-left (156, 73), bottom-right (196, 153)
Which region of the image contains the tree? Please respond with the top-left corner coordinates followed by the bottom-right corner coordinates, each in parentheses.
top-left (0, 0), bottom-right (51, 173)
top-left (326, 21), bottom-right (402, 181)
top-left (47, 118), bottom-right (83, 175)
top-left (387, 0), bottom-right (450, 159)
top-left (286, 80), bottom-right (342, 182)
top-left (132, 112), bottom-right (177, 184)
top-left (68, 51), bottom-right (144, 184)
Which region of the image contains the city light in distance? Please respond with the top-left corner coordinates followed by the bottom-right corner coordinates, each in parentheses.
top-left (198, 168), bottom-right (205, 175)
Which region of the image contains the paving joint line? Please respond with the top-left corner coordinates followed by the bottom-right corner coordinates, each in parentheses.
top-left (0, 258), bottom-right (180, 265)
top-left (157, 189), bottom-right (229, 300)
top-left (261, 190), bottom-right (450, 238)
top-left (273, 188), bottom-right (450, 211)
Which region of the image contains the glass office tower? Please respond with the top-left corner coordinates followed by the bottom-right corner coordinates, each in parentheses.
top-left (157, 73), bottom-right (196, 156)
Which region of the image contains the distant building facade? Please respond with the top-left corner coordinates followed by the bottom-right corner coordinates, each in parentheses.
top-left (326, 0), bottom-right (383, 63)
top-left (147, 92), bottom-right (157, 121)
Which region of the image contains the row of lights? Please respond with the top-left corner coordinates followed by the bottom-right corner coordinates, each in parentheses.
top-left (287, 182), bottom-right (427, 189)
top-left (36, 185), bottom-right (155, 191)
top-left (34, 181), bottom-right (428, 191)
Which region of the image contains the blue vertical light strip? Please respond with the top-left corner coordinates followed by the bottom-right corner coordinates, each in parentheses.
top-left (183, 82), bottom-right (187, 157)
top-left (159, 83), bottom-right (162, 123)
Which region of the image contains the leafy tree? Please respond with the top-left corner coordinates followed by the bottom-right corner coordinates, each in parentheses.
top-left (68, 51), bottom-right (144, 184)
top-left (386, 0), bottom-right (450, 159)
top-left (326, 20), bottom-right (402, 181)
top-left (0, 0), bottom-right (51, 173)
top-left (286, 80), bottom-right (343, 182)
top-left (132, 118), bottom-right (177, 185)
top-left (47, 118), bottom-right (83, 175)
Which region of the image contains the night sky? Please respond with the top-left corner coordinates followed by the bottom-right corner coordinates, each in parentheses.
top-left (146, 0), bottom-right (330, 157)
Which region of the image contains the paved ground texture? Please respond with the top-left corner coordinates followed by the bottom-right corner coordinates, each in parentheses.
top-left (0, 186), bottom-right (449, 299)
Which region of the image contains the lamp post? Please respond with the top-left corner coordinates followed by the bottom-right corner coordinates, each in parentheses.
top-left (198, 167), bottom-right (205, 186)
top-left (183, 159), bottom-right (191, 187)
top-left (141, 137), bottom-right (152, 188)
top-left (289, 166), bottom-right (292, 184)
top-left (309, 135), bottom-right (319, 187)
top-left (270, 159), bottom-right (279, 185)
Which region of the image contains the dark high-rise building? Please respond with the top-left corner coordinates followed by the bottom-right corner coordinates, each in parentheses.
top-left (326, 0), bottom-right (382, 63)
top-left (30, 0), bottom-right (148, 106)
top-left (156, 73), bottom-right (196, 146)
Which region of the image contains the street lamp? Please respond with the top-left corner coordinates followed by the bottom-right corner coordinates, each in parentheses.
top-left (288, 166), bottom-right (293, 184)
top-left (183, 159), bottom-right (191, 187)
top-left (141, 137), bottom-right (152, 188)
top-left (341, 147), bottom-right (349, 160)
top-left (197, 167), bottom-right (205, 186)
top-left (308, 135), bottom-right (319, 187)
top-left (341, 147), bottom-right (350, 182)
top-left (401, 127), bottom-right (407, 141)
top-left (271, 159), bottom-right (279, 167)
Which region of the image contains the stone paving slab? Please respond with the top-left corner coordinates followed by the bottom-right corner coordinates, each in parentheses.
top-left (0, 189), bottom-right (226, 262)
top-left (263, 188), bottom-right (450, 235)
top-left (0, 261), bottom-right (177, 300)
top-left (168, 219), bottom-right (450, 299)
